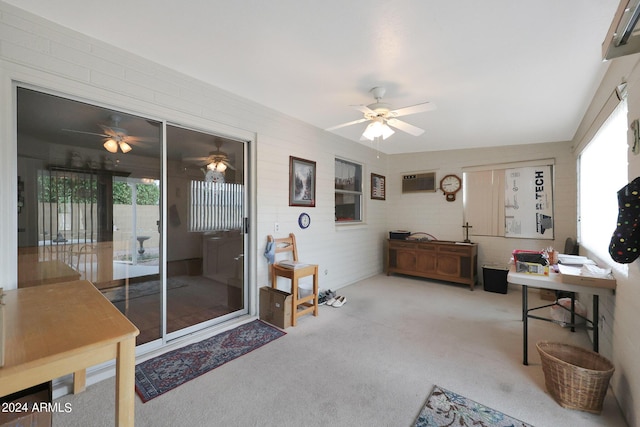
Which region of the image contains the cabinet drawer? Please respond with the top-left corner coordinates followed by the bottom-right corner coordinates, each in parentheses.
top-left (389, 241), bottom-right (414, 249)
top-left (438, 245), bottom-right (471, 255)
top-left (417, 244), bottom-right (437, 251)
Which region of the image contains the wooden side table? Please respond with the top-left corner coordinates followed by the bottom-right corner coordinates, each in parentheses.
top-left (0, 280), bottom-right (139, 426)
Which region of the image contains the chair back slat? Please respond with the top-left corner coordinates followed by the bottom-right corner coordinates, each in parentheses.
top-left (267, 233), bottom-right (299, 261)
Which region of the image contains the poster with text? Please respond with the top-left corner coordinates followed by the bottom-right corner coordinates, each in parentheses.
top-left (505, 165), bottom-right (553, 239)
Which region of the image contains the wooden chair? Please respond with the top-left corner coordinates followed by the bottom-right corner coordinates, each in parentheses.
top-left (268, 233), bottom-right (318, 326)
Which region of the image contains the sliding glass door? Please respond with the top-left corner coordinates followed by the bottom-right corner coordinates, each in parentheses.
top-left (165, 125), bottom-right (246, 336)
top-left (16, 87), bottom-right (247, 346)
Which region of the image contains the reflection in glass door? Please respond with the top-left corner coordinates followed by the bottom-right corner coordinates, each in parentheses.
top-left (16, 87), bottom-right (162, 345)
top-left (16, 88), bottom-right (246, 346)
top-left (165, 125), bottom-right (246, 335)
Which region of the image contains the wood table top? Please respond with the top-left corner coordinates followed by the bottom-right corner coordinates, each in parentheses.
top-left (0, 280), bottom-right (138, 374)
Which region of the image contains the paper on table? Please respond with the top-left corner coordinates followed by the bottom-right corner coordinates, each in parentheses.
top-left (581, 263), bottom-right (613, 278)
top-left (558, 263), bottom-right (612, 278)
top-left (557, 254), bottom-right (595, 265)
top-left (557, 264), bottom-right (583, 276)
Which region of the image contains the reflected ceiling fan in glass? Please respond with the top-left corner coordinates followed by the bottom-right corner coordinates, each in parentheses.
top-left (184, 140), bottom-right (236, 173)
top-left (63, 114), bottom-right (155, 154)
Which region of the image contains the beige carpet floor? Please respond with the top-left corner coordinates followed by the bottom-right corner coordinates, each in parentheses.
top-left (53, 274), bottom-right (627, 427)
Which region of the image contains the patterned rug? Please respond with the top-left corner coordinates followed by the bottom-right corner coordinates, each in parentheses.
top-left (413, 385), bottom-right (534, 427)
top-left (135, 320), bottom-right (286, 402)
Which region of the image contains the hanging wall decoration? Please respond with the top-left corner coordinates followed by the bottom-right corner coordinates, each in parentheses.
top-left (289, 156), bottom-right (316, 207)
top-left (505, 165), bottom-right (554, 239)
top-left (371, 173), bottom-right (386, 200)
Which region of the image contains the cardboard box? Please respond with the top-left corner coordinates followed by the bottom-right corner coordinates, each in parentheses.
top-left (560, 272), bottom-right (617, 289)
top-left (557, 264), bottom-right (617, 289)
top-left (0, 382), bottom-right (52, 427)
top-left (516, 261), bottom-right (549, 275)
top-left (259, 287), bottom-right (291, 329)
top-left (540, 289), bottom-right (556, 301)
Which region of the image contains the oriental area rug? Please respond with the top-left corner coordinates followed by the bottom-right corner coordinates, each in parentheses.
top-left (413, 385), bottom-right (534, 427)
top-left (135, 320), bottom-right (286, 402)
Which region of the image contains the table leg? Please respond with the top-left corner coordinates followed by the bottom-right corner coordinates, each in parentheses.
top-left (593, 295), bottom-right (599, 353)
top-left (73, 369), bottom-right (86, 394)
top-left (291, 278), bottom-right (298, 327)
top-left (570, 292), bottom-right (576, 332)
top-left (115, 337), bottom-right (136, 427)
top-left (313, 269), bottom-right (319, 317)
top-left (522, 285), bottom-right (528, 365)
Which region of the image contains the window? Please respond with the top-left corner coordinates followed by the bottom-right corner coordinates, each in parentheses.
top-left (578, 98), bottom-right (628, 267)
top-left (463, 160), bottom-right (554, 239)
top-left (335, 158), bottom-right (362, 222)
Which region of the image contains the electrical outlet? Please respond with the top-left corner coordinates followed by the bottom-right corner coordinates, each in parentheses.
top-left (324, 269), bottom-right (328, 276)
top-left (274, 222), bottom-right (279, 232)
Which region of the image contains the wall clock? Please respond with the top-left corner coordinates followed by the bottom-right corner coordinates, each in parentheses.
top-left (298, 212), bottom-right (311, 229)
top-left (439, 174), bottom-right (462, 202)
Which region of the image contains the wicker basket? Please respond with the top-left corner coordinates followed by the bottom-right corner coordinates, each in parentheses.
top-left (536, 341), bottom-right (614, 414)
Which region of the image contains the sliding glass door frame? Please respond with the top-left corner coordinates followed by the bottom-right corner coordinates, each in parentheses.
top-left (13, 82), bottom-right (252, 355)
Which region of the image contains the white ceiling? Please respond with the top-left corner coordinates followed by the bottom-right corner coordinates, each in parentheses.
top-left (6, 0), bottom-right (621, 154)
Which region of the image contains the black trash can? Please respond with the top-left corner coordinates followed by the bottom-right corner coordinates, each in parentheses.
top-left (482, 265), bottom-right (509, 294)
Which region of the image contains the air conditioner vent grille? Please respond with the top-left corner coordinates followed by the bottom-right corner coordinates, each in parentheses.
top-left (402, 172), bottom-right (436, 193)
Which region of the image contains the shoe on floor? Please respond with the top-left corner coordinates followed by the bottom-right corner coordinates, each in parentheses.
top-left (325, 296), bottom-right (338, 306)
top-left (332, 296), bottom-right (346, 307)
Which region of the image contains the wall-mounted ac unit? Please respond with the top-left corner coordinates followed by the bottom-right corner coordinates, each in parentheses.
top-left (603, 0), bottom-right (640, 60)
top-left (402, 172), bottom-right (436, 193)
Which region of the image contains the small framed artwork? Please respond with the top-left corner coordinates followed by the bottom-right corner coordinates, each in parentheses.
top-left (289, 156), bottom-right (316, 207)
top-left (371, 173), bottom-right (386, 200)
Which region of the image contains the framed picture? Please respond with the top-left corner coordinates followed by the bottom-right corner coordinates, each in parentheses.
top-left (289, 156), bottom-right (316, 207)
top-left (371, 173), bottom-right (386, 200)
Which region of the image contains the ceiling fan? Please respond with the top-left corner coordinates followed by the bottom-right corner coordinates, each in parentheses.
top-left (63, 114), bottom-right (155, 153)
top-left (184, 140), bottom-right (236, 173)
top-left (326, 87), bottom-right (436, 141)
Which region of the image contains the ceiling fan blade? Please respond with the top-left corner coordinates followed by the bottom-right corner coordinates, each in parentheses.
top-left (325, 117), bottom-right (369, 131)
top-left (386, 118), bottom-right (425, 136)
top-left (98, 124), bottom-right (120, 138)
top-left (352, 104), bottom-right (376, 115)
top-left (183, 156), bottom-right (211, 161)
top-left (127, 136), bottom-right (158, 143)
top-left (389, 102), bottom-right (436, 118)
top-left (223, 160), bottom-right (236, 170)
top-left (62, 129), bottom-right (109, 138)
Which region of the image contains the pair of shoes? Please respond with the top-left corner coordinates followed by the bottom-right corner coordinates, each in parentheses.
top-left (318, 289), bottom-right (336, 305)
top-left (327, 296), bottom-right (346, 307)
top-left (318, 294), bottom-right (328, 305)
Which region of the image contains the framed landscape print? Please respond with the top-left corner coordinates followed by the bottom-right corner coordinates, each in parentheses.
top-left (289, 156), bottom-right (316, 207)
top-left (371, 173), bottom-right (386, 200)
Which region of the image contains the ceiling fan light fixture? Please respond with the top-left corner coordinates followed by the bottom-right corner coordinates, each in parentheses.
top-left (103, 138), bottom-right (119, 153)
top-left (381, 123), bottom-right (394, 139)
top-left (119, 141), bottom-right (132, 153)
top-left (362, 120), bottom-right (394, 141)
top-left (207, 161), bottom-right (227, 172)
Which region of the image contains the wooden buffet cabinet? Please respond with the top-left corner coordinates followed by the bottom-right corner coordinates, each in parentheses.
top-left (386, 239), bottom-right (478, 290)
